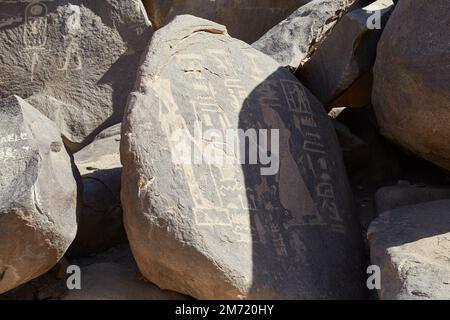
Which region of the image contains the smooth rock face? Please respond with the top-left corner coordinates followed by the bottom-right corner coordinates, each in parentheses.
top-left (121, 15), bottom-right (363, 300)
top-left (0, 96), bottom-right (77, 294)
top-left (142, 0), bottom-right (310, 43)
top-left (368, 200), bottom-right (450, 299)
top-left (372, 0), bottom-right (450, 171)
top-left (252, 0), bottom-right (358, 71)
top-left (298, 0), bottom-right (394, 107)
top-left (0, 0), bottom-right (152, 151)
top-left (375, 182), bottom-right (450, 215)
top-left (69, 124), bottom-right (124, 256)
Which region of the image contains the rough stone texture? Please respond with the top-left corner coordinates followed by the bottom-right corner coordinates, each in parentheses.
top-left (69, 124), bottom-right (124, 256)
top-left (0, 96), bottom-right (78, 294)
top-left (121, 15), bottom-right (364, 300)
top-left (375, 181), bottom-right (450, 215)
top-left (368, 200), bottom-right (450, 300)
top-left (252, 0), bottom-right (358, 71)
top-left (142, 0), bottom-right (310, 43)
top-left (298, 0), bottom-right (394, 107)
top-left (372, 0), bottom-right (450, 171)
top-left (0, 0), bottom-right (152, 151)
top-left (62, 245), bottom-right (188, 300)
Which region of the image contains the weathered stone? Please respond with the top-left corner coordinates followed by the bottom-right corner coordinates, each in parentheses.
top-left (121, 15), bottom-right (364, 300)
top-left (69, 124), bottom-right (124, 256)
top-left (368, 200), bottom-right (450, 299)
top-left (372, 0), bottom-right (450, 171)
top-left (375, 181), bottom-right (450, 215)
top-left (329, 72), bottom-right (373, 109)
top-left (142, 0), bottom-right (310, 43)
top-left (298, 0), bottom-right (394, 107)
top-left (62, 245), bottom-right (188, 300)
top-left (252, 0), bottom-right (358, 71)
top-left (0, 96), bottom-right (77, 294)
top-left (0, 0), bottom-right (152, 151)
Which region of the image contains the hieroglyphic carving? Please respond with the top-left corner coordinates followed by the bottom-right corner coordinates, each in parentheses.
top-left (280, 79), bottom-right (344, 233)
top-left (0, 131), bottom-right (30, 161)
top-left (157, 52), bottom-right (253, 243)
top-left (58, 4), bottom-right (82, 72)
top-left (23, 1), bottom-right (48, 81)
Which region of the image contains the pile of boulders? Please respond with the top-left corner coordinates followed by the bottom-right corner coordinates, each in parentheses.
top-left (0, 0), bottom-right (449, 300)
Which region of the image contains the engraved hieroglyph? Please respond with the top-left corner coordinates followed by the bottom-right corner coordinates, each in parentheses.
top-left (0, 0), bottom-right (152, 150)
top-left (121, 16), bottom-right (364, 300)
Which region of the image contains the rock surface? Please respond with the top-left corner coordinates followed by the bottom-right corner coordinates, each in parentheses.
top-left (372, 0), bottom-right (450, 171)
top-left (298, 0), bottom-right (394, 107)
top-left (368, 200), bottom-right (450, 299)
top-left (69, 124), bottom-right (125, 256)
top-left (0, 96), bottom-right (78, 294)
top-left (142, 0), bottom-right (310, 43)
top-left (252, 0), bottom-right (358, 71)
top-left (0, 0), bottom-right (152, 151)
top-left (375, 181), bottom-right (450, 215)
top-left (121, 15), bottom-right (364, 300)
top-left (63, 245), bottom-right (188, 300)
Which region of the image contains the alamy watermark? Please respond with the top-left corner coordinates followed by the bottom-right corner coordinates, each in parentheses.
top-left (169, 122), bottom-right (280, 176)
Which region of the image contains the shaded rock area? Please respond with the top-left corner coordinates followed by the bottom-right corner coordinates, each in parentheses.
top-left (69, 124), bottom-right (125, 257)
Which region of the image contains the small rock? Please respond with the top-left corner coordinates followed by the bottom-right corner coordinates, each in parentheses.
top-left (368, 200), bottom-right (450, 300)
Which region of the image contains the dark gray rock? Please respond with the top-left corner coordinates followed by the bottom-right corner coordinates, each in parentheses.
top-left (121, 15), bottom-right (364, 300)
top-left (0, 0), bottom-right (152, 151)
top-left (368, 200), bottom-right (450, 299)
top-left (298, 0), bottom-right (394, 107)
top-left (69, 124), bottom-right (124, 256)
top-left (252, 0), bottom-right (358, 71)
top-left (0, 96), bottom-right (77, 294)
top-left (372, 0), bottom-right (450, 171)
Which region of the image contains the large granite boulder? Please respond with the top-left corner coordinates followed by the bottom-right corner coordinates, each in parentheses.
top-left (0, 0), bottom-right (152, 151)
top-left (69, 124), bottom-right (125, 256)
top-left (0, 96), bottom-right (78, 294)
top-left (372, 0), bottom-right (450, 171)
top-left (368, 200), bottom-right (450, 299)
top-left (121, 15), bottom-right (364, 299)
top-left (298, 0), bottom-right (394, 108)
top-left (252, 0), bottom-right (358, 71)
top-left (142, 0), bottom-right (310, 43)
